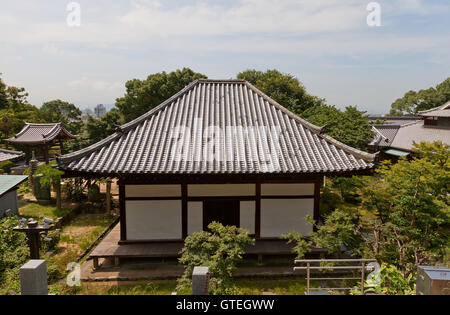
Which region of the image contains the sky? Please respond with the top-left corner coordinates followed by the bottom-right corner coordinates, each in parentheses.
top-left (0, 0), bottom-right (449, 114)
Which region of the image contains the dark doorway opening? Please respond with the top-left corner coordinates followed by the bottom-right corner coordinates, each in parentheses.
top-left (203, 199), bottom-right (240, 230)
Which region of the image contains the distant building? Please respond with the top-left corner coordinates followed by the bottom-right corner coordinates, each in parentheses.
top-left (0, 175), bottom-right (27, 218)
top-left (94, 104), bottom-right (107, 118)
top-left (368, 102), bottom-right (450, 160)
top-left (81, 109), bottom-right (94, 122)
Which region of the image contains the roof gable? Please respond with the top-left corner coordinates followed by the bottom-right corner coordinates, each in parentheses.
top-left (59, 80), bottom-right (376, 175)
top-left (0, 175), bottom-right (27, 197)
top-left (6, 123), bottom-right (76, 145)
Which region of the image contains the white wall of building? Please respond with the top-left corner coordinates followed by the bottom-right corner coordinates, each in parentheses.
top-left (125, 200), bottom-right (182, 240)
top-left (261, 199), bottom-right (314, 238)
top-left (240, 201), bottom-right (255, 234)
top-left (188, 202), bottom-right (203, 235)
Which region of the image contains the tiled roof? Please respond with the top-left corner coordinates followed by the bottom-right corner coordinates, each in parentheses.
top-left (0, 148), bottom-right (24, 163)
top-left (369, 115), bottom-right (420, 126)
top-left (6, 123), bottom-right (76, 145)
top-left (418, 101), bottom-right (450, 118)
top-left (0, 175), bottom-right (27, 197)
top-left (389, 121), bottom-right (450, 152)
top-left (369, 125), bottom-right (401, 148)
top-left (58, 80), bottom-right (376, 175)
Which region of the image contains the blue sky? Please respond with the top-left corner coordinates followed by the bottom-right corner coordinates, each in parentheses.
top-left (0, 0), bottom-right (449, 114)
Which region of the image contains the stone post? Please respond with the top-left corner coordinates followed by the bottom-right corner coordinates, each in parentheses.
top-left (20, 260), bottom-right (48, 295)
top-left (106, 179), bottom-right (112, 213)
top-left (192, 266), bottom-right (210, 295)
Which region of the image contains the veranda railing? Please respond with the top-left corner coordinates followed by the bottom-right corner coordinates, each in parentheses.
top-left (294, 259), bottom-right (377, 295)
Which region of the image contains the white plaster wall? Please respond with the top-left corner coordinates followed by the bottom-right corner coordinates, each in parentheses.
top-left (125, 200), bottom-right (182, 240)
top-left (240, 201), bottom-right (255, 234)
top-left (188, 184), bottom-right (255, 197)
top-left (188, 202), bottom-right (203, 235)
top-left (125, 185), bottom-right (181, 198)
top-left (261, 199), bottom-right (314, 237)
top-left (261, 183), bottom-right (314, 196)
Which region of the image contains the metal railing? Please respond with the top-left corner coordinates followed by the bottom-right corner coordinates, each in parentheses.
top-left (294, 259), bottom-right (377, 295)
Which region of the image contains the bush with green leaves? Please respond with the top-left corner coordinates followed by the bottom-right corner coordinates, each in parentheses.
top-left (0, 217), bottom-right (29, 294)
top-left (351, 264), bottom-right (416, 295)
top-left (0, 160), bottom-right (14, 173)
top-left (284, 141), bottom-right (449, 279)
top-left (177, 222), bottom-right (254, 295)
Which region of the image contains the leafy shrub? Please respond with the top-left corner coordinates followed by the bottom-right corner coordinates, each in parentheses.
top-left (177, 222), bottom-right (254, 295)
top-left (0, 217), bottom-right (29, 294)
top-left (42, 229), bottom-right (61, 252)
top-left (0, 160), bottom-right (14, 174)
top-left (351, 264), bottom-right (416, 295)
top-left (63, 178), bottom-right (86, 201)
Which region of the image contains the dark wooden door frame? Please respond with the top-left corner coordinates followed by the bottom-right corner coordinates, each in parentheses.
top-left (202, 199), bottom-right (240, 230)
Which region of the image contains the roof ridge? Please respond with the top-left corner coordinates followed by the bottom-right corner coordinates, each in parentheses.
top-left (243, 81), bottom-right (377, 163)
top-left (60, 79), bottom-right (377, 166)
top-left (418, 100), bottom-right (450, 114)
top-left (60, 80), bottom-right (202, 163)
top-left (0, 148), bottom-right (24, 155)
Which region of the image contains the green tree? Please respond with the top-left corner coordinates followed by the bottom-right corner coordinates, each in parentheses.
top-left (237, 69), bottom-right (324, 114)
top-left (390, 77), bottom-right (450, 116)
top-left (116, 68), bottom-right (207, 122)
top-left (67, 109), bottom-right (122, 152)
top-left (177, 222), bottom-right (254, 295)
top-left (286, 141), bottom-right (449, 278)
top-left (0, 74), bottom-right (8, 110)
top-left (39, 100), bottom-right (82, 134)
top-left (301, 105), bottom-right (373, 150)
top-left (0, 79), bottom-right (40, 141)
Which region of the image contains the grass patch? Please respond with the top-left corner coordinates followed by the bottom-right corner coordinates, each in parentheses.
top-left (50, 278), bottom-right (309, 295)
top-left (45, 213), bottom-right (116, 281)
top-left (19, 202), bottom-right (71, 220)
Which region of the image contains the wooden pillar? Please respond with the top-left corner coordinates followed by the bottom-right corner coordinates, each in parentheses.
top-left (255, 182), bottom-right (261, 239)
top-left (106, 179), bottom-right (112, 213)
top-left (43, 144), bottom-right (49, 164)
top-left (313, 180), bottom-right (321, 232)
top-left (55, 180), bottom-right (62, 210)
top-left (182, 184), bottom-right (188, 239)
top-left (119, 183), bottom-right (127, 242)
top-left (59, 139), bottom-right (65, 155)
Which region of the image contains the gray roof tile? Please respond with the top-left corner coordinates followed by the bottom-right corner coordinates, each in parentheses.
top-left (0, 149), bottom-right (24, 163)
top-left (58, 80), bottom-right (376, 175)
top-left (6, 123), bottom-right (76, 145)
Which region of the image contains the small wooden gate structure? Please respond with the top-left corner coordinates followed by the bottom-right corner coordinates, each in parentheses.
top-left (294, 259), bottom-right (377, 295)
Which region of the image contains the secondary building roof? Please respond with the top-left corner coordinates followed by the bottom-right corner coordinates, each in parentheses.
top-left (0, 148), bottom-right (24, 162)
top-left (58, 79), bottom-right (376, 175)
top-left (0, 175), bottom-right (27, 197)
top-left (389, 120), bottom-right (449, 152)
top-left (6, 123), bottom-right (76, 145)
top-left (418, 101), bottom-right (450, 118)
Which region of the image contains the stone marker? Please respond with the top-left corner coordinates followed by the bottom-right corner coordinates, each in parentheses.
top-left (192, 266), bottom-right (210, 295)
top-left (20, 260), bottom-right (48, 295)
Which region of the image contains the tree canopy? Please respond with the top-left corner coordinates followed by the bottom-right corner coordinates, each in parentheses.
top-left (115, 68), bottom-right (207, 122)
top-left (237, 69), bottom-right (324, 114)
top-left (390, 77), bottom-right (450, 116)
top-left (0, 75), bottom-right (40, 141)
top-left (301, 105), bottom-right (373, 150)
top-left (39, 99), bottom-right (82, 134)
top-left (286, 141), bottom-right (450, 279)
